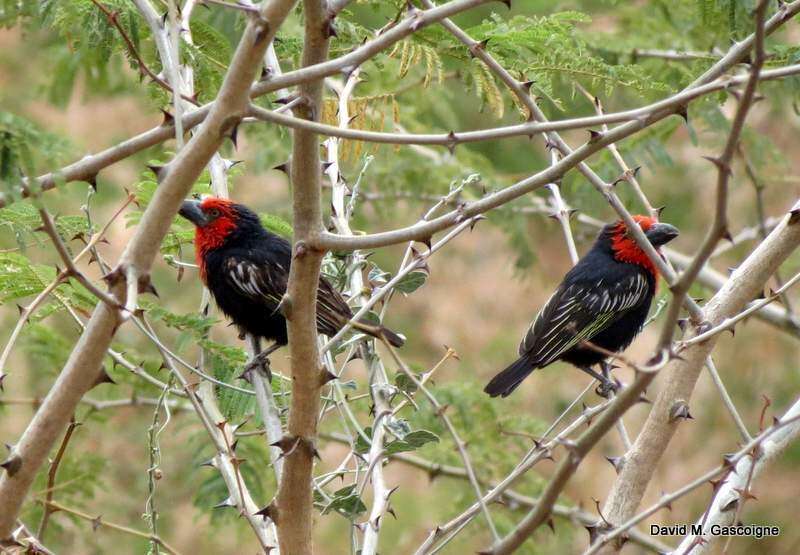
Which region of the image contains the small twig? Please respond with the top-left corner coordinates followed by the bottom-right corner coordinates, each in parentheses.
top-left (37, 208), bottom-right (120, 309)
top-left (631, 48), bottom-right (720, 62)
top-left (415, 396), bottom-right (615, 554)
top-left (383, 341), bottom-right (500, 542)
top-left (200, 0), bottom-right (260, 12)
top-left (657, 0), bottom-right (770, 348)
top-left (36, 499), bottom-right (181, 555)
top-left (144, 377), bottom-right (174, 554)
top-left (575, 84), bottom-right (656, 218)
top-left (703, 357), bottom-right (752, 443)
top-left (89, 0), bottom-right (199, 106)
top-left (585, 409), bottom-right (800, 554)
top-left (320, 215), bottom-right (482, 354)
top-left (37, 420), bottom-right (80, 540)
top-left (681, 270), bottom-right (800, 347)
top-left (324, 432), bottom-right (672, 553)
top-left (486, 358), bottom-right (662, 554)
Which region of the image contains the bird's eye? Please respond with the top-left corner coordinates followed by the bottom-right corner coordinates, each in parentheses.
top-left (207, 208), bottom-right (221, 218)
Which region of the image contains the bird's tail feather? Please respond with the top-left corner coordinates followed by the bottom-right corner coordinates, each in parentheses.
top-left (484, 356), bottom-right (535, 398)
top-left (351, 321), bottom-right (406, 348)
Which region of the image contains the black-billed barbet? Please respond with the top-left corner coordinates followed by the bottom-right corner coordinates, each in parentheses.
top-left (178, 197), bottom-right (404, 375)
top-left (484, 216), bottom-right (679, 398)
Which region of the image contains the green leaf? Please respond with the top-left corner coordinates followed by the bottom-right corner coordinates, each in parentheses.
top-left (354, 426), bottom-right (372, 455)
top-left (394, 372), bottom-right (419, 394)
top-left (321, 484), bottom-right (367, 519)
top-left (0, 253), bottom-right (56, 302)
top-left (385, 430), bottom-right (439, 455)
top-left (394, 270), bottom-right (428, 294)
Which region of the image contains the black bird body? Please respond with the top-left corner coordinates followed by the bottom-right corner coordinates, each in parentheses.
top-left (179, 197), bottom-right (404, 353)
top-left (552, 248), bottom-right (655, 369)
top-left (485, 216), bottom-right (679, 398)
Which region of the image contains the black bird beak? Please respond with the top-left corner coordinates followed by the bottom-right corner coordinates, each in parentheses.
top-left (178, 199), bottom-right (209, 227)
top-left (645, 222), bottom-right (679, 246)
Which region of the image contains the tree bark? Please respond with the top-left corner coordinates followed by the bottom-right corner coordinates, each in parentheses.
top-left (274, 1), bottom-right (330, 553)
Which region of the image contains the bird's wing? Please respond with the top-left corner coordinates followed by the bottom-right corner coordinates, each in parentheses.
top-left (223, 256), bottom-right (351, 337)
top-left (222, 256), bottom-right (287, 311)
top-left (315, 276), bottom-right (352, 337)
top-left (519, 272), bottom-right (650, 366)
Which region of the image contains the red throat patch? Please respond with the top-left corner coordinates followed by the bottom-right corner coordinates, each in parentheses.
top-left (195, 198), bottom-right (238, 281)
top-left (610, 215), bottom-right (659, 278)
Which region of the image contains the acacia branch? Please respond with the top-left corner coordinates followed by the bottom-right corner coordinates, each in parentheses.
top-left (320, 431), bottom-right (672, 554)
top-left (90, 0), bottom-right (200, 106)
top-left (36, 420), bottom-right (79, 540)
top-left (37, 208), bottom-right (121, 310)
top-left (4, 0), bottom-right (494, 209)
top-left (0, 0), bottom-right (296, 538)
top-left (656, 0), bottom-right (769, 352)
top-left (246, 62), bottom-right (800, 149)
top-left (416, 394), bottom-right (615, 554)
top-left (12, 0), bottom-right (797, 212)
top-left (385, 342), bottom-right (500, 542)
top-left (675, 395), bottom-right (800, 554)
top-left (585, 408), bottom-right (800, 554)
top-left (682, 270), bottom-right (800, 347)
top-left (599, 201), bottom-right (800, 547)
top-left (314, 0), bottom-right (799, 254)
top-left (143, 319), bottom-right (279, 550)
top-left (273, 0), bottom-right (330, 552)
top-left (37, 500), bottom-right (181, 555)
top-left (486, 358), bottom-right (662, 554)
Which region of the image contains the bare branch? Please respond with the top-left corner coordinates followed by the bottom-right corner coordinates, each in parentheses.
top-left (586, 408), bottom-right (800, 554)
top-left (599, 201), bottom-right (800, 544)
top-left (656, 0), bottom-right (770, 352)
top-left (486, 358), bottom-right (662, 554)
top-left (36, 499), bottom-right (182, 555)
top-left (675, 396), bottom-right (800, 553)
top-left (274, 0), bottom-right (330, 552)
top-left (416, 393), bottom-right (615, 553)
top-left (36, 420), bottom-right (80, 540)
top-left (384, 342), bottom-right (500, 542)
top-left (5, 0), bottom-right (496, 209)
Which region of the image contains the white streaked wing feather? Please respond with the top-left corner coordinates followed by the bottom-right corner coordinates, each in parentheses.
top-left (225, 258), bottom-right (284, 307)
top-left (518, 273), bottom-right (649, 365)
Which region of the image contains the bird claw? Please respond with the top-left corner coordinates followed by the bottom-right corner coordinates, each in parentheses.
top-left (595, 378), bottom-right (619, 399)
top-left (244, 351), bottom-right (272, 382)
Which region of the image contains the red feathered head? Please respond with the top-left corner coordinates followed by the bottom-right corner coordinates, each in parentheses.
top-left (178, 197), bottom-right (240, 280)
top-left (607, 215), bottom-right (679, 276)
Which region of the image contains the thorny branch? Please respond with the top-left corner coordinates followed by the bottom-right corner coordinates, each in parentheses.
top-left (0, 0), bottom-right (296, 538)
top-left (3, 0), bottom-right (497, 209)
top-left (273, 0), bottom-right (329, 553)
top-left (36, 419), bottom-right (80, 541)
top-left (36, 499), bottom-right (182, 555)
top-left (585, 403), bottom-right (800, 555)
top-left (384, 341), bottom-right (501, 542)
top-left (7, 1), bottom-right (800, 212)
top-left (3, 1), bottom-right (800, 554)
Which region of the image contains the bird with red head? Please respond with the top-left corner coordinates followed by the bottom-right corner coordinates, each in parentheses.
top-left (485, 215), bottom-right (679, 398)
top-left (179, 197), bottom-right (405, 377)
